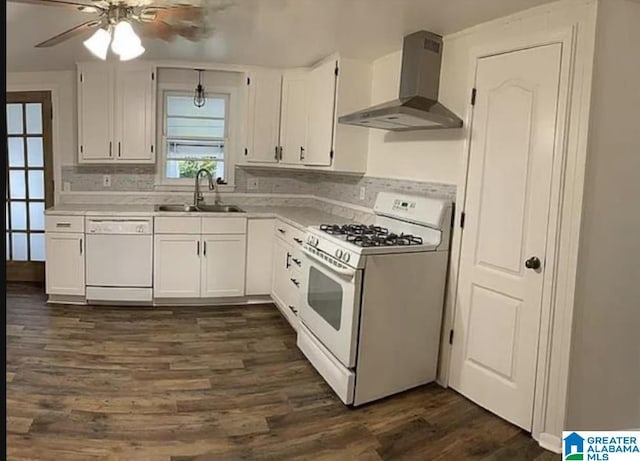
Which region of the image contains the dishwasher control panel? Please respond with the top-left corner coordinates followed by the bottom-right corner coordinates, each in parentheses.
top-left (86, 217), bottom-right (153, 235)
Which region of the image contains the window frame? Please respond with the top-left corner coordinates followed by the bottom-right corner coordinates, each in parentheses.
top-left (155, 83), bottom-right (238, 190)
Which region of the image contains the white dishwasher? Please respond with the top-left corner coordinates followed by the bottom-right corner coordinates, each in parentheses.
top-left (85, 217), bottom-right (153, 303)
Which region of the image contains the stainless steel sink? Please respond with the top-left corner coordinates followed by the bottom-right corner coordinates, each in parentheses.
top-left (196, 204), bottom-right (244, 213)
top-left (155, 204), bottom-right (244, 213)
top-left (156, 204), bottom-right (199, 212)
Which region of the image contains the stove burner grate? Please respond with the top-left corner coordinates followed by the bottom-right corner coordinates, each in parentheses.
top-left (320, 224), bottom-right (423, 247)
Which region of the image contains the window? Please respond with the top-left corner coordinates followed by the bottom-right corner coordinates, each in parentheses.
top-left (162, 92), bottom-right (229, 183)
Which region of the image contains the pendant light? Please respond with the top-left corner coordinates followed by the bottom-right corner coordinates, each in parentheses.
top-left (193, 70), bottom-right (206, 108)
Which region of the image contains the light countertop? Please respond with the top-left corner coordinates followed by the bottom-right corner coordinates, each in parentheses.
top-left (45, 204), bottom-right (358, 231)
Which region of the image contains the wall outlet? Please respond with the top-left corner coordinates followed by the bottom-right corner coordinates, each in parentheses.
top-left (103, 175), bottom-right (111, 188)
top-left (63, 181), bottom-right (71, 192)
top-left (247, 178), bottom-right (259, 191)
top-left (359, 186), bottom-right (366, 201)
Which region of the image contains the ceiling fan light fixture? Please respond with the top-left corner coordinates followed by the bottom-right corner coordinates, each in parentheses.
top-left (111, 21), bottom-right (144, 59)
top-left (118, 43), bottom-right (146, 61)
top-left (83, 27), bottom-right (112, 60)
top-left (193, 69), bottom-right (206, 108)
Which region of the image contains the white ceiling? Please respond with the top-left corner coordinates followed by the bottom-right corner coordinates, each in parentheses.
top-left (7, 0), bottom-right (557, 72)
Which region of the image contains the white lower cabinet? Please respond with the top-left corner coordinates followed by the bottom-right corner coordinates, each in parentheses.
top-left (45, 233), bottom-right (85, 296)
top-left (153, 217), bottom-right (248, 299)
top-left (246, 219), bottom-right (275, 295)
top-left (272, 237), bottom-right (292, 310)
top-left (271, 225), bottom-right (304, 329)
top-left (201, 234), bottom-right (246, 298)
top-left (154, 234), bottom-right (202, 298)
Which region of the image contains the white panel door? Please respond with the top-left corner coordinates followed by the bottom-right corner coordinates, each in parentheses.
top-left (305, 59), bottom-right (337, 166)
top-left (45, 233), bottom-right (85, 296)
top-left (154, 234), bottom-right (201, 298)
top-left (78, 63), bottom-right (114, 161)
top-left (200, 234), bottom-right (246, 297)
top-left (246, 70), bottom-right (281, 163)
top-left (449, 44), bottom-right (562, 430)
top-left (279, 71), bottom-right (308, 165)
top-left (246, 219), bottom-right (275, 295)
top-left (114, 62), bottom-right (155, 162)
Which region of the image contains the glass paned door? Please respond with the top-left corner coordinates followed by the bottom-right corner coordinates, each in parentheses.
top-left (6, 91), bottom-right (53, 282)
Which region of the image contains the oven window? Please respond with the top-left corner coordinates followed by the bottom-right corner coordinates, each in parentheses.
top-left (307, 267), bottom-right (343, 330)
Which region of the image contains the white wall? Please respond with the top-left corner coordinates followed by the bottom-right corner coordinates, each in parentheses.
top-left (365, 0), bottom-right (600, 188)
top-left (566, 0), bottom-right (640, 430)
top-left (7, 70), bottom-right (77, 204)
top-left (365, 51), bottom-right (463, 183)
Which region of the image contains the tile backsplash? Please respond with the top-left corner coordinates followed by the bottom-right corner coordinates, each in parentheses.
top-left (62, 165), bottom-right (456, 207)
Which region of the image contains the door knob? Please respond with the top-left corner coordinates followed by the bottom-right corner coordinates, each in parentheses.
top-left (525, 256), bottom-right (541, 270)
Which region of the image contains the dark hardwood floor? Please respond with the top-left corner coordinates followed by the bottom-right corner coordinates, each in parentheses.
top-left (6, 283), bottom-right (555, 460)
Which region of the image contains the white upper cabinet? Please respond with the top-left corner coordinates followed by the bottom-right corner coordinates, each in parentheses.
top-left (279, 70), bottom-right (308, 165)
top-left (306, 54), bottom-right (372, 172)
top-left (239, 54), bottom-right (371, 173)
top-left (77, 62), bottom-right (114, 161)
top-left (114, 62), bottom-right (156, 161)
top-left (77, 61), bottom-right (156, 164)
top-left (305, 58), bottom-right (337, 166)
top-left (245, 69), bottom-right (282, 163)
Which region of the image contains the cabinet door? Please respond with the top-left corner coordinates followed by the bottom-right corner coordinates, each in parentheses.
top-left (246, 70), bottom-right (281, 163)
top-left (246, 219), bottom-right (275, 295)
top-left (78, 63), bottom-right (114, 162)
top-left (279, 71), bottom-right (308, 165)
top-left (271, 237), bottom-right (292, 309)
top-left (154, 234), bottom-right (201, 298)
top-left (305, 58), bottom-right (337, 166)
top-left (45, 233), bottom-right (85, 296)
top-left (114, 62), bottom-right (156, 162)
top-left (201, 234), bottom-right (246, 298)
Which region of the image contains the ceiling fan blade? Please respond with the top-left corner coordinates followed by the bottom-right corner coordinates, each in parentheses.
top-left (8, 0), bottom-right (104, 11)
top-left (137, 21), bottom-right (179, 42)
top-left (35, 19), bottom-right (102, 48)
top-left (152, 6), bottom-right (205, 23)
top-left (138, 20), bottom-right (214, 43)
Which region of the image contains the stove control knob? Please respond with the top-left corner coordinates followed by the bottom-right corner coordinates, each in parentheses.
top-left (335, 249), bottom-right (343, 259)
top-left (343, 253), bottom-right (350, 263)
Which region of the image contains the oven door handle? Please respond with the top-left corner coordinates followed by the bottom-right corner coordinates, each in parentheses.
top-left (302, 247), bottom-right (356, 278)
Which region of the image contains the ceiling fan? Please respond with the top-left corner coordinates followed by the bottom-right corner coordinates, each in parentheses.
top-left (8, 0), bottom-right (229, 60)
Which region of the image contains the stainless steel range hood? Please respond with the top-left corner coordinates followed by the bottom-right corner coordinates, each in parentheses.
top-left (338, 30), bottom-right (463, 131)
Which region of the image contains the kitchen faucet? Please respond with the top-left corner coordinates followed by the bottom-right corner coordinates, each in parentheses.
top-left (193, 168), bottom-right (215, 206)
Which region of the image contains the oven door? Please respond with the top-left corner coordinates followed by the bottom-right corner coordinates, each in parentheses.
top-left (300, 247), bottom-right (363, 368)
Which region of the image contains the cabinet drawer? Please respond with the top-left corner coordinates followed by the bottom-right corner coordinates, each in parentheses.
top-left (155, 217), bottom-right (200, 234)
top-left (45, 215), bottom-right (84, 233)
top-left (288, 248), bottom-right (304, 272)
top-left (274, 220), bottom-right (305, 247)
top-left (202, 217), bottom-right (246, 235)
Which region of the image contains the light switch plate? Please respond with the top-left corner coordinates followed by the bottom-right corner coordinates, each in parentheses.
top-left (359, 186), bottom-right (366, 200)
top-left (103, 175), bottom-right (111, 188)
top-left (247, 178), bottom-right (259, 191)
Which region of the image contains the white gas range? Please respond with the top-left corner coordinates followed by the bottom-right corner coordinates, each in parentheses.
top-left (297, 192), bottom-right (452, 406)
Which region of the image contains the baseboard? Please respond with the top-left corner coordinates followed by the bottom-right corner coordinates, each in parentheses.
top-left (153, 295), bottom-right (273, 307)
top-left (47, 295), bottom-right (87, 305)
top-left (537, 432), bottom-right (562, 453)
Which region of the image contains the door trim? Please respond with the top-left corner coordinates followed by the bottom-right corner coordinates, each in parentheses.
top-left (6, 91), bottom-right (55, 282)
top-left (440, 18), bottom-right (597, 453)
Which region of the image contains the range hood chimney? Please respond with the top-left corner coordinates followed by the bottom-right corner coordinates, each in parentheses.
top-left (338, 30), bottom-right (463, 131)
